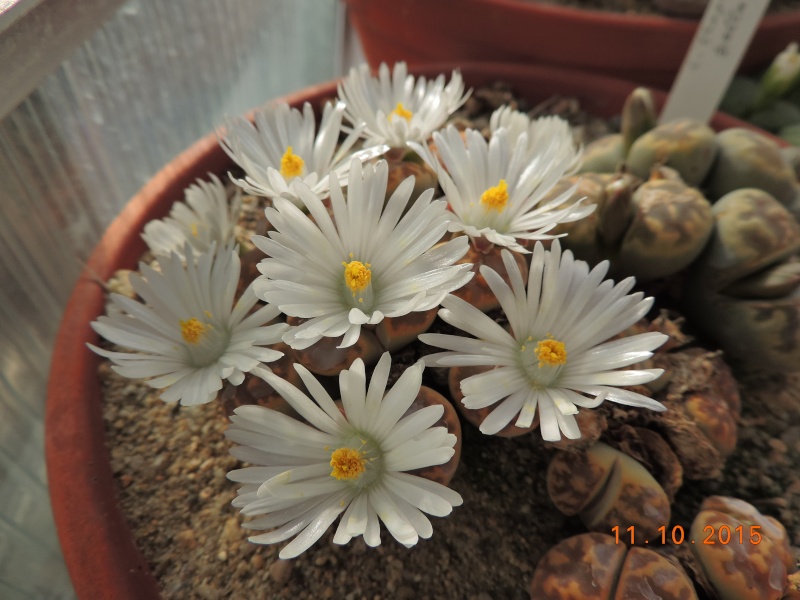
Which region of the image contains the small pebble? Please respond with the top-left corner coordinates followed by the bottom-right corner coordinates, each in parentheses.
top-left (250, 554), bottom-right (265, 570)
top-left (769, 439), bottom-right (789, 454)
top-left (269, 559), bottom-right (293, 586)
top-left (221, 517), bottom-right (241, 544)
top-left (175, 529), bottom-right (197, 550)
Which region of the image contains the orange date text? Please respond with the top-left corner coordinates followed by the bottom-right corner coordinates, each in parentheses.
top-left (611, 524), bottom-right (763, 545)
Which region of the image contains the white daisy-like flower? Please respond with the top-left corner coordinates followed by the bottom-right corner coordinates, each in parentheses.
top-left (409, 125), bottom-right (594, 253)
top-left (226, 352), bottom-right (462, 558)
top-left (337, 62), bottom-right (470, 148)
top-left (141, 174), bottom-right (241, 259)
top-left (219, 101), bottom-right (387, 206)
top-left (420, 240), bottom-right (667, 441)
top-left (88, 243), bottom-right (289, 406)
top-left (253, 158), bottom-right (473, 350)
top-left (489, 106), bottom-right (582, 170)
top-left (489, 105), bottom-right (533, 144)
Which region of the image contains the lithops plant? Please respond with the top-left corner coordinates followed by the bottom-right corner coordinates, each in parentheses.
top-left (705, 128), bottom-right (799, 206)
top-left (447, 364), bottom-right (540, 437)
top-left (682, 391), bottom-right (737, 458)
top-left (374, 308), bottom-right (439, 353)
top-left (561, 85), bottom-right (800, 373)
top-left (545, 168), bottom-right (715, 282)
top-left (219, 342), bottom-right (303, 417)
top-left (541, 313), bottom-right (741, 522)
top-left (530, 532), bottom-right (698, 600)
top-left (579, 88), bottom-right (718, 187)
top-left (448, 243), bottom-right (529, 312)
top-left (615, 176), bottom-right (714, 281)
top-left (579, 86), bottom-right (656, 173)
top-left (635, 343), bottom-right (741, 481)
top-left (626, 119), bottom-right (718, 187)
top-left (533, 172), bottom-right (611, 267)
top-left (406, 385), bottom-right (462, 486)
top-left (288, 319), bottom-right (384, 377)
top-left (580, 88), bottom-right (800, 214)
top-left (682, 188), bottom-right (800, 371)
top-left (547, 442), bottom-right (671, 542)
top-left (690, 496), bottom-right (795, 600)
top-left (381, 147), bottom-right (439, 207)
top-left (572, 130), bottom-right (717, 285)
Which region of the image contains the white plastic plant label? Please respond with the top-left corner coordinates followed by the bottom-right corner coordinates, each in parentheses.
top-left (659, 0), bottom-right (771, 125)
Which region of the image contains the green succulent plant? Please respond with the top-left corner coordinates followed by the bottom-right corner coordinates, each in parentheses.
top-left (545, 168), bottom-right (714, 283)
top-left (683, 189), bottom-right (800, 371)
top-left (560, 87), bottom-right (800, 373)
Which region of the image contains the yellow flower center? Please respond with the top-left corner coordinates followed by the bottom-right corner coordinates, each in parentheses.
top-left (330, 447), bottom-right (367, 481)
top-left (342, 259), bottom-right (372, 295)
top-left (535, 338), bottom-right (567, 368)
top-left (180, 317), bottom-right (207, 344)
top-left (190, 223), bottom-right (200, 237)
top-left (389, 102), bottom-right (413, 121)
top-left (280, 146), bottom-right (304, 178)
top-left (481, 179), bottom-right (509, 212)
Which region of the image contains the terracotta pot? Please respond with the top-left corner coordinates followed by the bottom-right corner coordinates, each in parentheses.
top-left (345, 0), bottom-right (800, 89)
top-left (43, 63), bottom-right (769, 599)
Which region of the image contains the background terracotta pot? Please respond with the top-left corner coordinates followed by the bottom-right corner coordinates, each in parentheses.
top-left (344, 0), bottom-right (800, 89)
top-left (44, 62), bottom-right (771, 599)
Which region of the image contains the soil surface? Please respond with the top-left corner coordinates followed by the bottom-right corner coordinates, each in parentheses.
top-left (96, 85), bottom-right (800, 599)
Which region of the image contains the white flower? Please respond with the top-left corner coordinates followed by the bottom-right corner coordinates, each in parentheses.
top-left (337, 62), bottom-right (469, 148)
top-left (420, 241), bottom-right (667, 441)
top-left (409, 125), bottom-right (593, 253)
top-left (219, 101), bottom-right (386, 206)
top-left (489, 105), bottom-right (533, 144)
top-left (226, 353), bottom-right (462, 558)
top-left (89, 244), bottom-right (289, 406)
top-left (141, 174), bottom-right (241, 259)
top-left (253, 158), bottom-right (473, 350)
top-left (489, 106), bottom-right (582, 171)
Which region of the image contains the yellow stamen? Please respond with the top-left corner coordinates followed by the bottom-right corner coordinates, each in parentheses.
top-left (389, 102), bottom-right (413, 121)
top-left (190, 223), bottom-right (199, 237)
top-left (180, 318), bottom-right (207, 344)
top-left (330, 447), bottom-right (367, 481)
top-left (480, 179), bottom-right (509, 212)
top-left (535, 338), bottom-right (567, 368)
top-left (342, 260), bottom-right (372, 294)
top-left (280, 146), bottom-right (304, 178)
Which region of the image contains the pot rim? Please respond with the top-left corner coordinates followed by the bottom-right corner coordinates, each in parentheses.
top-left (346, 0), bottom-right (798, 31)
top-left (459, 0), bottom-right (795, 30)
